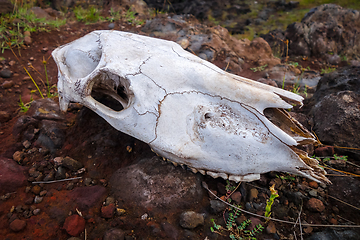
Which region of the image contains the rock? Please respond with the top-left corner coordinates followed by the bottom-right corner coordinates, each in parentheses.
top-left (63, 214), bottom-right (86, 236)
top-left (105, 196), bottom-right (116, 206)
top-left (314, 146), bottom-right (335, 157)
top-left (209, 199), bottom-right (227, 214)
top-left (69, 185), bottom-right (107, 211)
top-left (179, 211), bottom-right (204, 229)
top-left (0, 0), bottom-right (13, 15)
top-left (1, 80), bottom-right (14, 88)
top-left (328, 176), bottom-right (360, 222)
top-left (27, 98), bottom-right (65, 121)
top-left (285, 4), bottom-right (360, 59)
top-left (55, 166), bottom-right (66, 180)
top-left (307, 198), bottom-right (325, 212)
top-left (33, 209), bottom-right (41, 215)
top-left (108, 22), bottom-right (115, 29)
top-left (231, 191), bottom-right (242, 204)
top-left (0, 69), bottom-right (13, 78)
top-left (61, 156), bottom-right (83, 171)
top-left (12, 115), bottom-right (39, 141)
top-left (24, 31), bottom-right (32, 45)
top-left (306, 228), bottom-right (360, 240)
top-left (9, 219), bottom-right (26, 232)
top-left (36, 120), bottom-right (66, 153)
top-left (309, 189), bottom-right (318, 197)
top-left (110, 157), bottom-right (204, 211)
top-left (0, 157), bottom-right (27, 195)
top-left (311, 91), bottom-right (360, 158)
top-left (0, 110), bottom-right (11, 123)
top-left (249, 188), bottom-right (258, 201)
top-left (266, 221), bottom-right (276, 234)
top-left (34, 196), bottom-right (43, 204)
top-left (101, 204), bottom-right (115, 218)
top-left (103, 228), bottom-right (125, 240)
top-left (248, 217), bottom-right (262, 231)
top-left (31, 185), bottom-right (41, 195)
top-left (12, 151), bottom-right (24, 162)
top-left (308, 181), bottom-right (319, 189)
top-left (30, 7), bottom-right (54, 20)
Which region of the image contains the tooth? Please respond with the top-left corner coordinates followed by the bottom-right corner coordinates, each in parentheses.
top-left (207, 171), bottom-right (220, 179)
top-left (229, 175), bottom-right (242, 182)
top-left (198, 169), bottom-right (206, 175)
top-left (189, 167), bottom-right (198, 173)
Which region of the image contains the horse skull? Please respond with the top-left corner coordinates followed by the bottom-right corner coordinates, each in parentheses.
top-left (52, 30), bottom-right (329, 184)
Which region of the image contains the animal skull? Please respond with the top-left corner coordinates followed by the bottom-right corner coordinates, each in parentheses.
top-left (52, 30), bottom-right (329, 184)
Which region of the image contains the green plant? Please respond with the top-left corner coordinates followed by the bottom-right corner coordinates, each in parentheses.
top-left (18, 90), bottom-right (36, 113)
top-left (74, 6), bottom-right (103, 24)
top-left (211, 211), bottom-right (264, 240)
top-left (315, 154), bottom-right (348, 162)
top-left (0, 2), bottom-right (66, 52)
top-left (211, 181), bottom-right (264, 239)
top-left (321, 67), bottom-right (336, 74)
top-left (107, 8), bottom-right (121, 22)
top-left (125, 8), bottom-right (144, 25)
top-left (276, 174), bottom-right (296, 181)
top-left (264, 184), bottom-right (279, 219)
top-left (250, 64), bottom-right (268, 72)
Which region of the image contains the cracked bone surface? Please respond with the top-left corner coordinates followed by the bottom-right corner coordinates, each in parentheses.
top-left (52, 30), bottom-right (329, 184)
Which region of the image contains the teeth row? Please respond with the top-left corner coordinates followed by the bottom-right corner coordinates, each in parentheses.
top-left (159, 157), bottom-right (256, 182)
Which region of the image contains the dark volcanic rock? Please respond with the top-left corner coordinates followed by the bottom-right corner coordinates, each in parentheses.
top-left (311, 91), bottom-right (360, 157)
top-left (110, 156), bottom-right (204, 212)
top-left (0, 157), bottom-right (27, 194)
top-left (286, 4), bottom-right (360, 59)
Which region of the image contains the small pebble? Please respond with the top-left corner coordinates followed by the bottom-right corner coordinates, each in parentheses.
top-left (13, 151), bottom-right (24, 162)
top-left (39, 190), bottom-right (47, 197)
top-left (23, 140), bottom-right (31, 149)
top-left (83, 178), bottom-right (92, 186)
top-left (0, 70), bottom-right (13, 79)
top-left (307, 198), bottom-right (325, 212)
top-left (105, 196), bottom-right (116, 206)
top-left (309, 189), bottom-right (318, 197)
top-left (101, 204), bottom-right (115, 219)
top-left (34, 196), bottom-right (43, 204)
top-left (2, 80), bottom-right (14, 89)
top-left (10, 219), bottom-right (26, 232)
top-left (179, 211), bottom-right (205, 229)
top-left (249, 188), bottom-right (258, 201)
top-left (31, 185), bottom-right (41, 195)
top-left (33, 209), bottom-right (41, 215)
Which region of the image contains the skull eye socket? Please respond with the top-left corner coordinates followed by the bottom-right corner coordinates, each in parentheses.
top-left (89, 70), bottom-right (133, 112)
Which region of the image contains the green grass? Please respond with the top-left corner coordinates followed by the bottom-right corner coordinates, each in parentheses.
top-left (73, 5), bottom-right (104, 24)
top-left (0, 1), bottom-right (66, 52)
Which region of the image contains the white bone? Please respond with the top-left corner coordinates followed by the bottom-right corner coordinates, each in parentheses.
top-left (52, 30), bottom-right (329, 184)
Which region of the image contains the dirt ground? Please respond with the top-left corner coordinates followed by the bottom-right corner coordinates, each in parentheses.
top-left (1, 9), bottom-right (360, 240)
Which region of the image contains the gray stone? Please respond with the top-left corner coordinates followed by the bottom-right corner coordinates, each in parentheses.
top-left (0, 69), bottom-right (12, 78)
top-left (34, 196), bottom-right (43, 204)
top-left (110, 157), bottom-right (204, 211)
top-left (306, 228), bottom-right (360, 240)
top-left (210, 199), bottom-right (227, 214)
top-left (61, 156), bottom-right (83, 171)
top-left (179, 211), bottom-right (205, 229)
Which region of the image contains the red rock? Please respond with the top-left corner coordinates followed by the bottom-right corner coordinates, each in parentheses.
top-left (307, 198), bottom-right (325, 212)
top-left (63, 214), bottom-right (85, 236)
top-left (308, 181), bottom-right (318, 189)
top-left (1, 80), bottom-right (14, 89)
top-left (10, 219), bottom-right (26, 232)
top-left (314, 146), bottom-right (334, 157)
top-left (101, 204), bottom-right (115, 218)
top-left (0, 157), bottom-right (27, 195)
top-left (248, 217), bottom-right (262, 231)
top-left (69, 185), bottom-right (107, 211)
top-left (231, 191), bottom-right (242, 204)
top-left (266, 221), bottom-right (276, 234)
